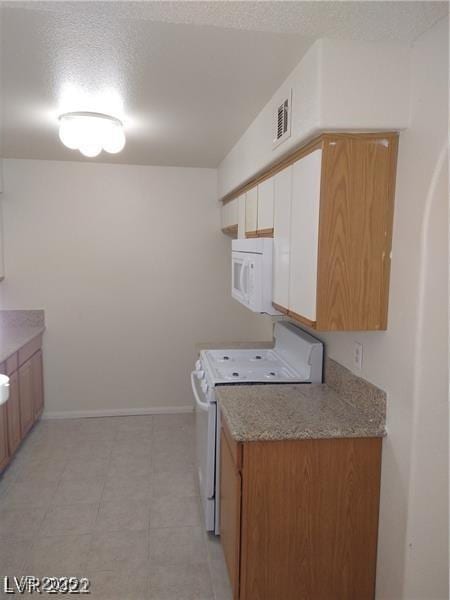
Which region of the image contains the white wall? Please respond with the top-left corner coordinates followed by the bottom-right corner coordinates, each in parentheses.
top-left (218, 38), bottom-right (410, 197)
top-left (0, 160), bottom-right (272, 416)
top-left (216, 18), bottom-right (449, 600)
top-left (317, 20), bottom-right (449, 599)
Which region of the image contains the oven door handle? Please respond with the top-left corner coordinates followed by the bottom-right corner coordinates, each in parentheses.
top-left (191, 371), bottom-right (209, 412)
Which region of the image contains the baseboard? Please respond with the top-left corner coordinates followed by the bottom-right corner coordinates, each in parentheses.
top-left (42, 406), bottom-right (194, 419)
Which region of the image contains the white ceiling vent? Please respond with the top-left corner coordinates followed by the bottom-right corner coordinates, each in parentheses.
top-left (273, 90), bottom-right (292, 149)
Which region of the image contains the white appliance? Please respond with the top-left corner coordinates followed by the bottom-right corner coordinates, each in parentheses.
top-left (191, 321), bottom-right (323, 533)
top-left (231, 238), bottom-right (280, 315)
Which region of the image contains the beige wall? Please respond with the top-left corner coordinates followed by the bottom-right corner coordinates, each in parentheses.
top-left (0, 160), bottom-right (272, 416)
top-left (316, 18), bottom-right (449, 599)
top-left (217, 18), bottom-right (449, 600)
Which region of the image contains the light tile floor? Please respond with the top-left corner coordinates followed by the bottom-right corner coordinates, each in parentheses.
top-left (0, 414), bottom-right (232, 600)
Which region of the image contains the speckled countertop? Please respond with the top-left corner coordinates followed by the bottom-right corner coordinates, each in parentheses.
top-left (0, 310), bottom-right (45, 364)
top-left (217, 358), bottom-right (386, 442)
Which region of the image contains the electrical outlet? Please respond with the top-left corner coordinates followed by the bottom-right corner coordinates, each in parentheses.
top-left (353, 342), bottom-right (363, 370)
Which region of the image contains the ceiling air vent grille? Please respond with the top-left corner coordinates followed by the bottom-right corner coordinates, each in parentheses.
top-left (273, 90), bottom-right (292, 149)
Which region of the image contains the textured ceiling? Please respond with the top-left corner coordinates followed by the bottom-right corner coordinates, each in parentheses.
top-left (8, 1), bottom-right (449, 40)
top-left (2, 1), bottom-right (448, 167)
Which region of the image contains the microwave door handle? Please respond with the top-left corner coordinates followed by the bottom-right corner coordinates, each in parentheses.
top-left (191, 371), bottom-right (209, 412)
top-left (239, 259), bottom-right (248, 300)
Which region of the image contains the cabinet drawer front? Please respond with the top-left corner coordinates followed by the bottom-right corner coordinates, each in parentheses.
top-left (289, 149), bottom-right (322, 322)
top-left (18, 335), bottom-right (42, 367)
top-left (5, 353), bottom-right (18, 376)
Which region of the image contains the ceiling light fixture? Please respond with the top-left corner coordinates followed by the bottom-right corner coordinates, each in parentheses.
top-left (58, 111), bottom-right (126, 157)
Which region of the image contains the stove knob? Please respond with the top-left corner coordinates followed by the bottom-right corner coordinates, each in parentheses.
top-left (195, 359), bottom-right (201, 371)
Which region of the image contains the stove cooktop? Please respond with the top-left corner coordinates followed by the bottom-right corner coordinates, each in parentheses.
top-left (201, 348), bottom-right (310, 385)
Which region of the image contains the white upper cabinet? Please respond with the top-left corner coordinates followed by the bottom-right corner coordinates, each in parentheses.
top-left (245, 187), bottom-right (258, 235)
top-left (273, 165), bottom-right (292, 309)
top-left (257, 178), bottom-right (274, 232)
top-left (288, 149), bottom-right (322, 322)
top-left (223, 133), bottom-right (398, 330)
top-left (237, 194), bottom-right (246, 239)
top-left (221, 197), bottom-right (238, 230)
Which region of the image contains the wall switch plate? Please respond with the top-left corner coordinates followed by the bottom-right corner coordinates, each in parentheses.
top-left (353, 342), bottom-right (363, 370)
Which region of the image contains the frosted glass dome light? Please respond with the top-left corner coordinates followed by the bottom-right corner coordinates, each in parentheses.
top-left (58, 112), bottom-right (126, 157)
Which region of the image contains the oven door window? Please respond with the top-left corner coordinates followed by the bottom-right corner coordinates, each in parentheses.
top-left (232, 255), bottom-right (249, 301)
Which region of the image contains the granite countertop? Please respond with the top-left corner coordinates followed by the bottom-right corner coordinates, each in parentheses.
top-left (217, 358), bottom-right (386, 442)
top-left (0, 310), bottom-right (45, 364)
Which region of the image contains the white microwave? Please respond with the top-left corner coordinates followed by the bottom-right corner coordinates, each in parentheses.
top-left (231, 238), bottom-right (281, 315)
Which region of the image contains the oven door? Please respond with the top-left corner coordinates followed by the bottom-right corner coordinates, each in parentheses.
top-left (191, 370), bottom-right (216, 531)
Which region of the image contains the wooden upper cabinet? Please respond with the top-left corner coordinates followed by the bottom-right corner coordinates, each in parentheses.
top-left (245, 187), bottom-right (258, 237)
top-left (273, 166), bottom-right (292, 311)
top-left (274, 132), bottom-right (398, 331)
top-left (316, 134), bottom-right (397, 330)
top-left (221, 132), bottom-right (398, 330)
top-left (256, 178), bottom-right (274, 234)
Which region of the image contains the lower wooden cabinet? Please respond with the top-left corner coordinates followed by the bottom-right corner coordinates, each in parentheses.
top-left (220, 428), bottom-right (242, 595)
top-left (0, 335), bottom-right (44, 473)
top-left (32, 350), bottom-right (44, 419)
top-left (6, 371), bottom-right (21, 455)
top-left (19, 358), bottom-right (34, 437)
top-left (220, 415), bottom-right (382, 600)
top-left (0, 404), bottom-right (10, 472)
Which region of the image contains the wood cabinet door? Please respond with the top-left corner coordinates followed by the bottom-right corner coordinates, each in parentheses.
top-left (220, 428), bottom-right (242, 600)
top-left (273, 165), bottom-right (293, 310)
top-left (19, 359), bottom-right (34, 437)
top-left (6, 371), bottom-right (21, 455)
top-left (289, 149), bottom-right (322, 323)
top-left (245, 187), bottom-right (258, 236)
top-left (32, 351), bottom-right (44, 419)
top-left (0, 404), bottom-right (10, 472)
top-left (257, 178), bottom-right (274, 232)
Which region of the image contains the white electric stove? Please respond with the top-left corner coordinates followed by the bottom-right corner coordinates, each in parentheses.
top-left (191, 321), bottom-right (323, 533)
